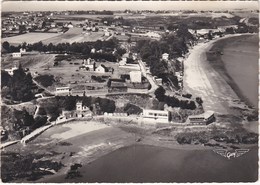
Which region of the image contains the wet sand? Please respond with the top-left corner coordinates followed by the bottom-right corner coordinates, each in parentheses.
top-left (209, 34), bottom-right (259, 109)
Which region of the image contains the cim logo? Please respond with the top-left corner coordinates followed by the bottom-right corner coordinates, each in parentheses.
top-left (213, 149), bottom-right (249, 160)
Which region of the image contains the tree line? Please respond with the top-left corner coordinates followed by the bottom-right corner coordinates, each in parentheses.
top-left (154, 86), bottom-right (198, 110)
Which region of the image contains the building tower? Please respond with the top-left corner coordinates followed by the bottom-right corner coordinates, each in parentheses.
top-left (76, 101), bottom-right (83, 111)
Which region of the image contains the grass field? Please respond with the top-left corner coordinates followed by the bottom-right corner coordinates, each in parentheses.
top-left (1, 32), bottom-right (62, 45)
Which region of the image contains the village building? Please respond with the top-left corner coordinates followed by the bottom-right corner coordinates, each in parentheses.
top-left (129, 71), bottom-right (142, 83)
top-left (142, 109), bottom-right (169, 122)
top-left (119, 58), bottom-right (127, 66)
top-left (55, 86), bottom-right (71, 96)
top-left (108, 79), bottom-right (127, 93)
top-left (83, 58), bottom-right (96, 71)
top-left (91, 48), bottom-right (96, 53)
top-left (20, 48), bottom-right (26, 53)
top-left (12, 52), bottom-right (22, 58)
top-left (162, 53), bottom-right (169, 60)
top-left (57, 101), bottom-right (93, 121)
top-left (95, 64), bottom-right (108, 73)
top-left (154, 77), bottom-right (163, 86)
top-left (51, 22), bottom-right (56, 28)
top-left (4, 67), bottom-right (18, 76)
top-left (187, 111), bottom-right (215, 125)
top-left (104, 31), bottom-right (110, 36)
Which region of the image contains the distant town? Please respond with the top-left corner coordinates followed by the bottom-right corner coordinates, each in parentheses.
top-left (1, 8), bottom-right (259, 182)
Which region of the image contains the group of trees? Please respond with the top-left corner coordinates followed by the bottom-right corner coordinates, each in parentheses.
top-left (1, 65), bottom-right (35, 102)
top-left (154, 86), bottom-right (197, 110)
top-left (134, 24), bottom-right (194, 88)
top-left (11, 108), bottom-right (48, 138)
top-left (2, 38), bottom-right (126, 61)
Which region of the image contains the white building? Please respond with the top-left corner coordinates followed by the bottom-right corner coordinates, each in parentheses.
top-left (95, 64), bottom-right (107, 73)
top-left (12, 52), bottom-right (21, 58)
top-left (119, 60), bottom-right (127, 66)
top-left (142, 109), bottom-right (169, 122)
top-left (55, 86), bottom-right (71, 95)
top-left (4, 67), bottom-right (18, 76)
top-left (76, 101), bottom-right (89, 111)
top-left (67, 24), bottom-right (73, 28)
top-left (20, 48), bottom-right (26, 53)
top-left (162, 53), bottom-right (169, 60)
top-left (129, 71), bottom-right (142, 83)
top-left (187, 111), bottom-right (215, 125)
top-left (91, 48), bottom-right (96, 53)
top-left (104, 31), bottom-right (110, 36)
top-left (83, 58), bottom-right (96, 71)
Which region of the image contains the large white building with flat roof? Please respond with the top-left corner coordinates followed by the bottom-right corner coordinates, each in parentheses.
top-left (55, 86), bottom-right (71, 95)
top-left (187, 111), bottom-right (215, 125)
top-left (130, 71), bottom-right (142, 83)
top-left (142, 109), bottom-right (169, 122)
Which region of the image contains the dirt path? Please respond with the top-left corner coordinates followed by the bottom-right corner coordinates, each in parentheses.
top-left (183, 36), bottom-right (244, 115)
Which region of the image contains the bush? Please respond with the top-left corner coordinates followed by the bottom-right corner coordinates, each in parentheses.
top-left (124, 103), bottom-right (142, 115)
top-left (34, 75), bottom-right (55, 87)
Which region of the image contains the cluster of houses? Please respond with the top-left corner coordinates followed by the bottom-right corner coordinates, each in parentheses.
top-left (2, 11), bottom-right (79, 36)
top-left (79, 58), bottom-right (113, 74)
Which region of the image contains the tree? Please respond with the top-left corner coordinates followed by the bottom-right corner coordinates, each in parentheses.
top-left (1, 70), bottom-right (11, 88)
top-left (196, 97), bottom-right (203, 106)
top-left (2, 41), bottom-right (10, 52)
top-left (154, 86), bottom-right (166, 102)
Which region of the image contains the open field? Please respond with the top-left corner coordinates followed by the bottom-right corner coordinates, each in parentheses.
top-left (27, 56), bottom-right (135, 92)
top-left (1, 52), bottom-right (56, 69)
top-left (1, 28), bottom-right (106, 45)
top-left (42, 28), bottom-right (106, 44)
top-left (1, 32), bottom-right (62, 45)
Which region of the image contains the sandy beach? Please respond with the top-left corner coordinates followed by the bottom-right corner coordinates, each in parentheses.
top-left (183, 34), bottom-right (257, 115)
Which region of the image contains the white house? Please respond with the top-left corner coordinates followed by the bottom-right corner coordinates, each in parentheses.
top-left (104, 31), bottom-right (110, 36)
top-left (4, 67), bottom-right (18, 76)
top-left (95, 64), bottom-right (107, 73)
top-left (20, 48), bottom-right (26, 53)
top-left (129, 71), bottom-right (142, 83)
top-left (12, 52), bottom-right (21, 58)
top-left (55, 86), bottom-right (71, 95)
top-left (162, 53), bottom-right (169, 60)
top-left (91, 48), bottom-right (96, 53)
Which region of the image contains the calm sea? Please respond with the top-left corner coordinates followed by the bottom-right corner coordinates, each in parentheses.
top-left (221, 34), bottom-right (259, 108)
top-left (48, 144), bottom-right (258, 183)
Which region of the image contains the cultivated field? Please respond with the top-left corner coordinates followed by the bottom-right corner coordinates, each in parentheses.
top-left (42, 28), bottom-right (106, 44)
top-left (2, 28), bottom-right (106, 45)
top-left (1, 32), bottom-right (62, 45)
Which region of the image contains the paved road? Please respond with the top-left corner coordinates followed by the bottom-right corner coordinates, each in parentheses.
top-left (138, 59), bottom-right (158, 94)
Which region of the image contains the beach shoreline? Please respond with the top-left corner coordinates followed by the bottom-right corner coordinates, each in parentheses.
top-left (183, 33), bottom-right (257, 115)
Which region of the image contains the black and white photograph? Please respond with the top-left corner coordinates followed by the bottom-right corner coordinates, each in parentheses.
top-left (0, 0), bottom-right (259, 183)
